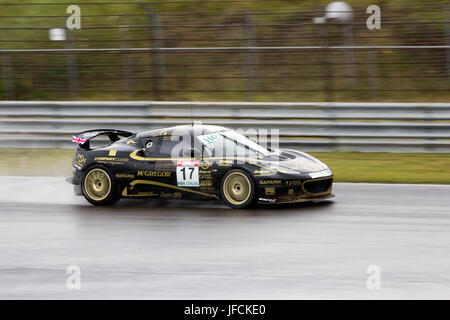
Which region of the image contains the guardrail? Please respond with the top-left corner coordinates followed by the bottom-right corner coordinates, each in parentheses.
top-left (0, 101), bottom-right (449, 153)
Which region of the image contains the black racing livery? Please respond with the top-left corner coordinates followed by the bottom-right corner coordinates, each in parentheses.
top-left (67, 125), bottom-right (334, 208)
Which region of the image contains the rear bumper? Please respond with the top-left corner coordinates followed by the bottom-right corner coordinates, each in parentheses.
top-left (66, 176), bottom-right (79, 185)
top-left (66, 176), bottom-right (82, 196)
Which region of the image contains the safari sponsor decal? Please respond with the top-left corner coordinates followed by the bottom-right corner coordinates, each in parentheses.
top-left (259, 179), bottom-right (282, 185)
top-left (115, 173), bottom-right (135, 179)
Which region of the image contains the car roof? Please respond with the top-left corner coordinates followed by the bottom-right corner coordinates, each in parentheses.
top-left (137, 124), bottom-right (229, 138)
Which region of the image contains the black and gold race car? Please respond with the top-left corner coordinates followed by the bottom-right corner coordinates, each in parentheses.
top-left (67, 125), bottom-right (334, 208)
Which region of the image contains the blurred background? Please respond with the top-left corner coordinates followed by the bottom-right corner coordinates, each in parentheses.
top-left (0, 0), bottom-right (449, 102)
top-left (1, 1), bottom-right (450, 301)
top-left (0, 0), bottom-right (449, 182)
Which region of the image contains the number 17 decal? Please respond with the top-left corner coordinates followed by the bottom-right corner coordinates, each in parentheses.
top-left (176, 160), bottom-right (199, 187)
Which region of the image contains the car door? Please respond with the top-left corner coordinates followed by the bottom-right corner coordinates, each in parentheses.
top-left (126, 136), bottom-right (171, 196)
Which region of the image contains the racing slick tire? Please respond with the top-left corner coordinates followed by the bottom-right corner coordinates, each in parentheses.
top-left (81, 166), bottom-right (119, 206)
top-left (220, 169), bottom-right (256, 209)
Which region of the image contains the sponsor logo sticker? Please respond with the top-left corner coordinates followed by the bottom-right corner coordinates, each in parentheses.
top-left (176, 160), bottom-right (200, 187)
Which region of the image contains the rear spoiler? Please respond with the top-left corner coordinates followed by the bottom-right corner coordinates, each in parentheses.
top-left (74, 129), bottom-right (133, 150)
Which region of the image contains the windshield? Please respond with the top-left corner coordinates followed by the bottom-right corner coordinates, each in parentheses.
top-left (197, 130), bottom-right (271, 158)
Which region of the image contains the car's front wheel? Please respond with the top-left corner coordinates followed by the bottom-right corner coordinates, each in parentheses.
top-left (82, 166), bottom-right (119, 206)
top-left (220, 169), bottom-right (255, 209)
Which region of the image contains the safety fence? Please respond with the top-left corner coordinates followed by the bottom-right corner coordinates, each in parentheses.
top-left (0, 101), bottom-right (449, 152)
top-left (0, 1), bottom-right (450, 102)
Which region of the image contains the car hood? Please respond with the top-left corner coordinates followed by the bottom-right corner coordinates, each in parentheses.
top-left (253, 149), bottom-right (329, 174)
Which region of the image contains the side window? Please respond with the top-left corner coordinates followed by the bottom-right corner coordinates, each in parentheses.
top-left (142, 137), bottom-right (159, 155)
top-left (158, 135), bottom-right (184, 157)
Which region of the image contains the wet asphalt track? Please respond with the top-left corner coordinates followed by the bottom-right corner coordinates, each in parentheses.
top-left (0, 176), bottom-right (449, 299)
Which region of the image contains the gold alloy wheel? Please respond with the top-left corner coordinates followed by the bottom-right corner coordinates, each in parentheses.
top-left (222, 171), bottom-right (252, 206)
top-left (84, 168), bottom-right (112, 201)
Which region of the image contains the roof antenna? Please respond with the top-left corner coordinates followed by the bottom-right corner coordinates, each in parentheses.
top-left (189, 95), bottom-right (194, 128)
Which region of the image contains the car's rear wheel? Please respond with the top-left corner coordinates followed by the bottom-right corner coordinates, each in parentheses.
top-left (220, 169), bottom-right (255, 209)
top-left (82, 166), bottom-right (119, 206)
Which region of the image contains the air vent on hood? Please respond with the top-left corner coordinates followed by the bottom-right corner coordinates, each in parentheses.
top-left (279, 151), bottom-right (297, 159)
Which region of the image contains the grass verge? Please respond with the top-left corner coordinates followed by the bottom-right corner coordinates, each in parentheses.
top-left (0, 149), bottom-right (448, 184)
top-left (309, 152), bottom-right (450, 184)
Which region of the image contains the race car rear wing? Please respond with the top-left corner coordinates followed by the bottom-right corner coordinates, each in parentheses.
top-left (73, 129), bottom-right (133, 150)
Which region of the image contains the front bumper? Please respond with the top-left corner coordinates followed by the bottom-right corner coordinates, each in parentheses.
top-left (256, 172), bottom-right (334, 204)
top-left (259, 193), bottom-right (335, 204)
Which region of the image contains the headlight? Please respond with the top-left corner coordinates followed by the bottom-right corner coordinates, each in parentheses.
top-left (309, 169), bottom-right (333, 179)
top-left (298, 151), bottom-right (329, 169)
top-left (265, 164), bottom-right (298, 175)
